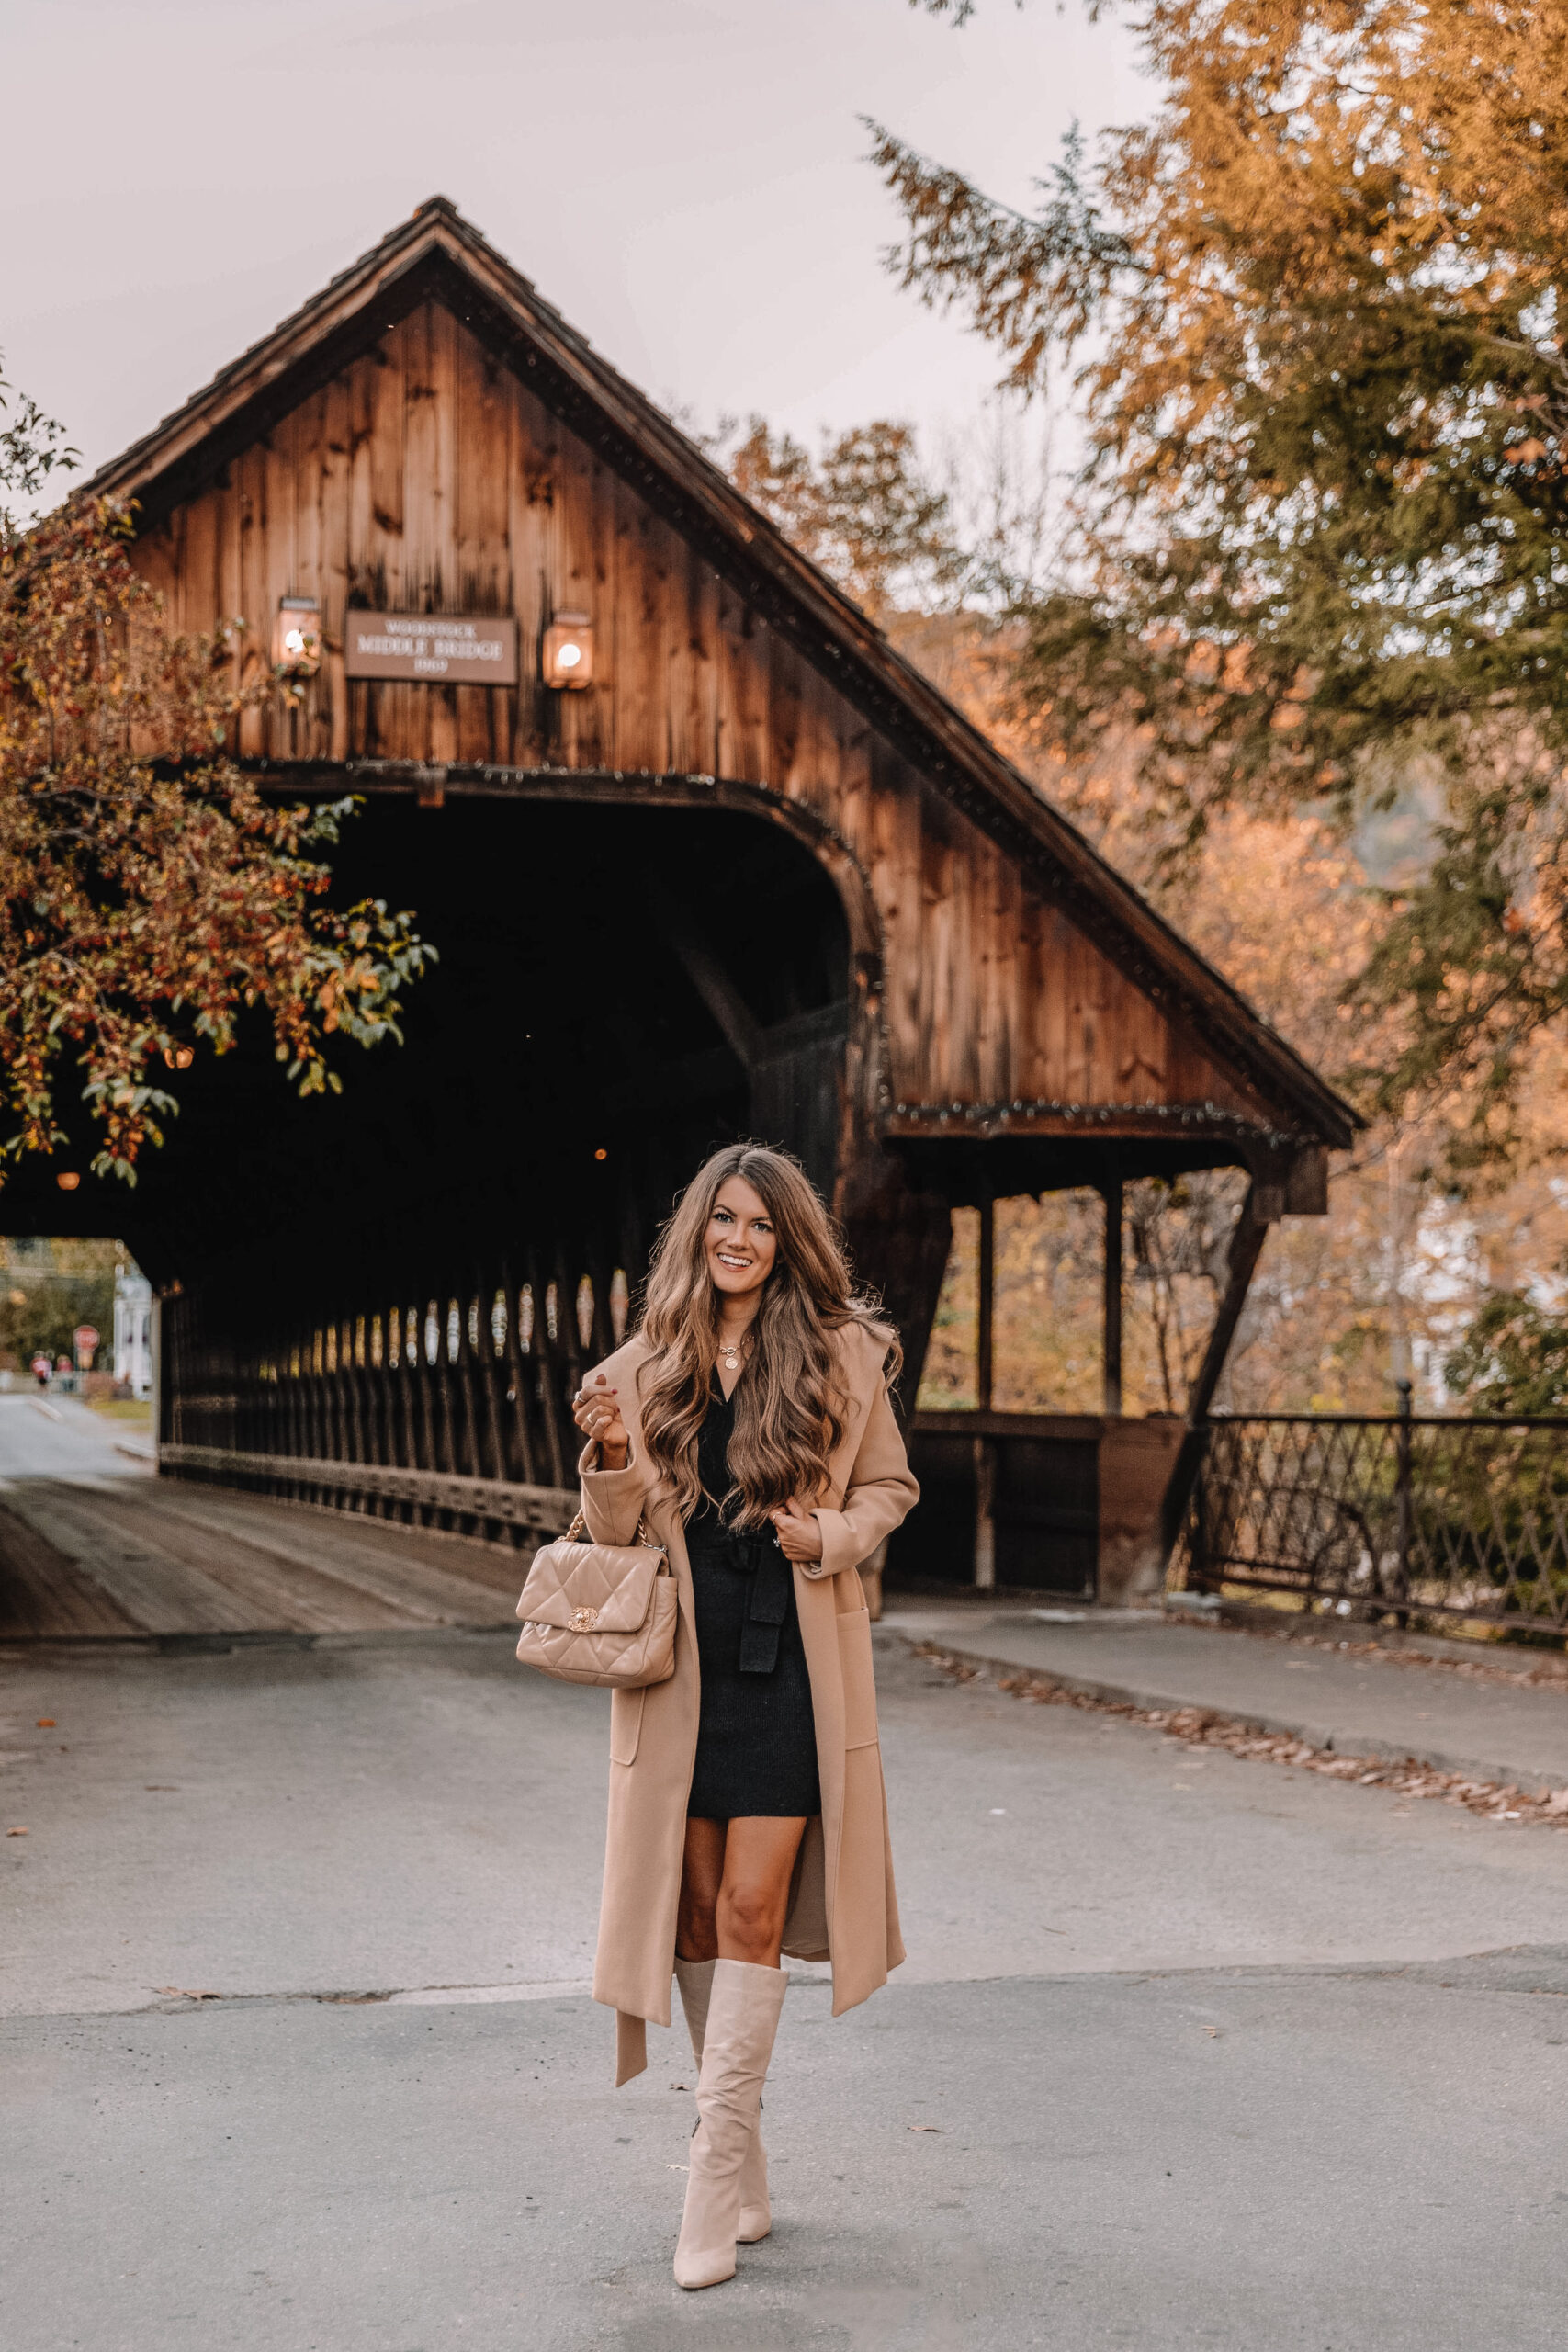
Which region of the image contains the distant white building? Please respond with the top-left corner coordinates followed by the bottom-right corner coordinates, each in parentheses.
top-left (113, 1265), bottom-right (153, 1398)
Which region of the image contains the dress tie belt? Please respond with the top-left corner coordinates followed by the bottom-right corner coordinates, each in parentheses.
top-left (697, 1525), bottom-right (793, 1674)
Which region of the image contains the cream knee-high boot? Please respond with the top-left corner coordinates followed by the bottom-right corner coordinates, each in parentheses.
top-left (674, 1957), bottom-right (772, 2243)
top-left (672, 1958), bottom-right (786, 2290)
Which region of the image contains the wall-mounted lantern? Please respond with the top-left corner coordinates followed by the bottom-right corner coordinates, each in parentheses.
top-left (542, 609), bottom-right (593, 690)
top-left (274, 595), bottom-right (322, 675)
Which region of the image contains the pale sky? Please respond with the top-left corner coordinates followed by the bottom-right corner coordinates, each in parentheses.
top-left (1, 0), bottom-right (1145, 481)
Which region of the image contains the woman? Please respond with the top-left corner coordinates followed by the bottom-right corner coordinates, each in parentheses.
top-left (570, 1143), bottom-right (919, 2291)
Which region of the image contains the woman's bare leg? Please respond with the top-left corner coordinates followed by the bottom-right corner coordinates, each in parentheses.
top-left (715, 1816), bottom-right (808, 1966)
top-left (679, 1815), bottom-right (808, 1967)
top-left (677, 1817), bottom-right (727, 1962)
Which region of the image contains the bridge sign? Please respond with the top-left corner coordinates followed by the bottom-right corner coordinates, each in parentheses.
top-left (343, 612), bottom-right (517, 684)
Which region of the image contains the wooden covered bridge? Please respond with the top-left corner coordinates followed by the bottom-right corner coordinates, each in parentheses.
top-left (5, 198), bottom-right (1354, 1628)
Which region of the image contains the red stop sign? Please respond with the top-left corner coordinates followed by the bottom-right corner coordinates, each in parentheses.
top-left (73, 1325), bottom-right (100, 1352)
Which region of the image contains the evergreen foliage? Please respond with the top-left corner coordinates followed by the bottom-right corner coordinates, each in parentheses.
top-left (1444, 1283), bottom-right (1568, 1414)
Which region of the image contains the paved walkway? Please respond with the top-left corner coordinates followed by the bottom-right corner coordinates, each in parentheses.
top-left (6, 1633), bottom-right (1567, 2349)
top-left (10, 1951), bottom-right (1565, 2352)
top-left (0, 1390), bottom-right (152, 1476)
top-left (7, 1465), bottom-right (1568, 2346)
top-left (884, 1598), bottom-right (1568, 1796)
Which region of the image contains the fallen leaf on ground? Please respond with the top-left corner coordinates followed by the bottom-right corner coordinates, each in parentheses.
top-left (7, 1826), bottom-right (28, 1836)
top-left (36, 1718), bottom-right (54, 1727)
top-left (908, 2124), bottom-right (942, 2132)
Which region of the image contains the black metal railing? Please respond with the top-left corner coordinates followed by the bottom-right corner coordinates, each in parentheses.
top-left (1177, 1389), bottom-right (1568, 1634)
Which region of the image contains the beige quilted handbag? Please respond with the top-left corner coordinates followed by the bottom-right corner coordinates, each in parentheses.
top-left (514, 1512), bottom-right (677, 1689)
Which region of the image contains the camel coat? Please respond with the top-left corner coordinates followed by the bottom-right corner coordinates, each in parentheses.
top-left (576, 1319), bottom-right (919, 2084)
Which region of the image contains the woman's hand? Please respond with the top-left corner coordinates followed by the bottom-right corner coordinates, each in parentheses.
top-left (572, 1374), bottom-right (629, 1470)
top-left (771, 1497), bottom-right (824, 1564)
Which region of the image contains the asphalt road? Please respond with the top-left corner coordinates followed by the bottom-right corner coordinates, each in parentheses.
top-left (0, 1390), bottom-right (149, 1482)
top-left (5, 1631), bottom-right (1567, 2348)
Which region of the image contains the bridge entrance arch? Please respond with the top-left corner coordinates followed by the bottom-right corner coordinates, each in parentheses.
top-left (152, 788), bottom-right (860, 1516)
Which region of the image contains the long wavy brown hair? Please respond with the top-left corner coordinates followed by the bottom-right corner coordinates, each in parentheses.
top-left (636, 1144), bottom-right (898, 1530)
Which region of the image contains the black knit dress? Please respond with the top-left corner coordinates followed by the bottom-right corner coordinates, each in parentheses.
top-left (684, 1375), bottom-right (822, 1821)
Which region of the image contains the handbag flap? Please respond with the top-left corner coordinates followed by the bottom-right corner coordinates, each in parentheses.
top-left (517, 1536), bottom-right (664, 1634)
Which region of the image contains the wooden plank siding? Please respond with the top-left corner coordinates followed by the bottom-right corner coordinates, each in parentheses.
top-left (131, 299), bottom-right (1276, 1138)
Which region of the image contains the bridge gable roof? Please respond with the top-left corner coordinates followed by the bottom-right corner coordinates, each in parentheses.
top-left (84, 196), bottom-right (1356, 1149)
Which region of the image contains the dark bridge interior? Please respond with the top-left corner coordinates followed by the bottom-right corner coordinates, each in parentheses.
top-left (6, 795), bottom-right (854, 1502)
top-left (17, 797), bottom-right (852, 1296)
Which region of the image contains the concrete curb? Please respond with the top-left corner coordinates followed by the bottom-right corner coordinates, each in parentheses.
top-left (893, 1633), bottom-right (1568, 1800)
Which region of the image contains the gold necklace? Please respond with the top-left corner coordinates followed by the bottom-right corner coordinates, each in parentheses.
top-left (718, 1335), bottom-right (745, 1373)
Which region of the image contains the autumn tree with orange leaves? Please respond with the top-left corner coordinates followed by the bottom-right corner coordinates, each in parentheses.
top-left (0, 368), bottom-right (429, 1186)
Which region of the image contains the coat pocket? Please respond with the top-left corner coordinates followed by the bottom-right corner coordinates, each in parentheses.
top-left (609, 1684), bottom-right (647, 1767)
top-left (836, 1606), bottom-right (879, 1749)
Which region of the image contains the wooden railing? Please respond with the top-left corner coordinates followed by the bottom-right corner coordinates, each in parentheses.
top-left (158, 1254), bottom-right (626, 1545)
top-left (156, 1445), bottom-right (577, 1536)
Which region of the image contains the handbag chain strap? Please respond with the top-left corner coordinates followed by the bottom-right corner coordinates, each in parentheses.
top-left (563, 1508), bottom-right (660, 1552)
